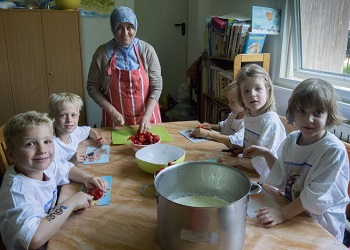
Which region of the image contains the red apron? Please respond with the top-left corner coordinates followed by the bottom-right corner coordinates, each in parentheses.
top-left (102, 43), bottom-right (162, 127)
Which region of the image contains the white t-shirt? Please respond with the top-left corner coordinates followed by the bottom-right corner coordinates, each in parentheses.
top-left (218, 112), bottom-right (245, 146)
top-left (54, 126), bottom-right (91, 161)
top-left (0, 160), bottom-right (74, 250)
top-left (244, 111), bottom-right (286, 183)
top-left (267, 131), bottom-right (350, 242)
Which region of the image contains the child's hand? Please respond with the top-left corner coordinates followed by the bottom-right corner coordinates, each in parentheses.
top-left (70, 152), bottom-right (86, 165)
top-left (217, 156), bottom-right (239, 166)
top-left (68, 191), bottom-right (94, 212)
top-left (243, 145), bottom-right (268, 159)
top-left (191, 128), bottom-right (210, 138)
top-left (256, 207), bottom-right (284, 228)
top-left (84, 176), bottom-right (108, 191)
top-left (200, 122), bottom-right (211, 130)
top-left (227, 144), bottom-right (244, 157)
top-left (96, 136), bottom-right (105, 146)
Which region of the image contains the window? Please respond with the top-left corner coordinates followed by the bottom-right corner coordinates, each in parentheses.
top-left (274, 0), bottom-right (350, 104)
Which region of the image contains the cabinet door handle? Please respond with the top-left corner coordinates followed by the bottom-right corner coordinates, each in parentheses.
top-left (49, 72), bottom-right (53, 75)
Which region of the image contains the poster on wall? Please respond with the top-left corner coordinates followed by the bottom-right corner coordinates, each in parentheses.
top-left (79, 0), bottom-right (116, 17)
top-left (2, 0), bottom-right (115, 16)
top-left (252, 6), bottom-right (281, 35)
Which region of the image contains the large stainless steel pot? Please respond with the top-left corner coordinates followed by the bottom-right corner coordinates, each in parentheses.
top-left (154, 161), bottom-right (260, 250)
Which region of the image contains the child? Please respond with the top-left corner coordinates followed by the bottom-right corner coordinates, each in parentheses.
top-left (0, 111), bottom-right (108, 249)
top-left (49, 93), bottom-right (105, 165)
top-left (218, 64), bottom-right (286, 183)
top-left (243, 78), bottom-right (349, 242)
top-left (191, 82), bottom-right (245, 147)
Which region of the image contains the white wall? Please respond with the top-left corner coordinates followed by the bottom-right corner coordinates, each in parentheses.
top-left (81, 17), bottom-right (110, 127)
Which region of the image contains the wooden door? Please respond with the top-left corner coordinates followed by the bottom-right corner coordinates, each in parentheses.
top-left (41, 11), bottom-right (86, 124)
top-left (0, 11), bottom-right (15, 125)
top-left (2, 10), bottom-right (49, 114)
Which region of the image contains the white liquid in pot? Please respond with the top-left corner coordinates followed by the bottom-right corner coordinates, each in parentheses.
top-left (173, 194), bottom-right (230, 207)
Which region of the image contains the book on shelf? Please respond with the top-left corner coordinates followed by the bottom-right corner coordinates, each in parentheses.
top-left (208, 23), bottom-right (225, 57)
top-left (217, 12), bottom-right (251, 24)
top-left (230, 24), bottom-right (251, 57)
top-left (208, 13), bottom-right (252, 58)
top-left (243, 33), bottom-right (266, 54)
top-left (218, 71), bottom-right (233, 99)
top-left (211, 16), bottom-right (227, 31)
top-left (208, 99), bottom-right (231, 124)
top-left (208, 65), bottom-right (233, 99)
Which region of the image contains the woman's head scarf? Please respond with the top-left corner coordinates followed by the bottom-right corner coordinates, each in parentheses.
top-left (110, 6), bottom-right (138, 47)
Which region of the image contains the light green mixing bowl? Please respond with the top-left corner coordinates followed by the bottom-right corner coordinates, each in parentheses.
top-left (135, 144), bottom-right (185, 174)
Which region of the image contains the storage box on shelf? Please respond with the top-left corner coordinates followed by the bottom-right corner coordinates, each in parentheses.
top-left (199, 53), bottom-right (270, 123)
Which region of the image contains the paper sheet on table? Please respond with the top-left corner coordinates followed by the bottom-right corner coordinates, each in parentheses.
top-left (178, 129), bottom-right (210, 143)
top-left (97, 176), bottom-right (112, 206)
top-left (83, 145), bottom-right (110, 165)
top-left (112, 125), bottom-right (173, 144)
top-left (247, 188), bottom-right (281, 218)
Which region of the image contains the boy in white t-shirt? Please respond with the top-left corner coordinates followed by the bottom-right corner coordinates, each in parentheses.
top-left (49, 93), bottom-right (105, 165)
top-left (191, 83), bottom-right (245, 148)
top-left (0, 111), bottom-right (108, 249)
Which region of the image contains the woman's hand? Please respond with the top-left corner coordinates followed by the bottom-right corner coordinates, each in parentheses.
top-left (109, 109), bottom-right (125, 126)
top-left (256, 207), bottom-right (285, 228)
top-left (138, 117), bottom-right (151, 133)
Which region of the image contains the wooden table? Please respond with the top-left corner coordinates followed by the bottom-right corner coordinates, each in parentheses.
top-left (47, 121), bottom-right (346, 250)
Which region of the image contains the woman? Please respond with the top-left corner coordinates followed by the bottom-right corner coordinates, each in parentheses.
top-left (86, 6), bottom-right (162, 133)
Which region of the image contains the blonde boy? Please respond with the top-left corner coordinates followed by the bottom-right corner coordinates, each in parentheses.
top-left (0, 111), bottom-right (107, 249)
top-left (49, 93), bottom-right (105, 165)
top-left (191, 83), bottom-right (245, 148)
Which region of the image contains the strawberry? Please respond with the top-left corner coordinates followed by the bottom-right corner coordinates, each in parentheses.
top-left (87, 188), bottom-right (104, 200)
top-left (155, 168), bottom-right (164, 177)
top-left (128, 132), bottom-right (160, 145)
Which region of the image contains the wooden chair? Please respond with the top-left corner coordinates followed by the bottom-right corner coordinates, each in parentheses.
top-left (279, 115), bottom-right (297, 135)
top-left (0, 125), bottom-right (9, 174)
top-left (233, 53), bottom-right (270, 80)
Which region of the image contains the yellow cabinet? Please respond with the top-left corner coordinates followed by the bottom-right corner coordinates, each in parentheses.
top-left (0, 9), bottom-right (86, 125)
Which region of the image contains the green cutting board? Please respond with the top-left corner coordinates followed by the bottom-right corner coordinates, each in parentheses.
top-left (112, 125), bottom-right (173, 144)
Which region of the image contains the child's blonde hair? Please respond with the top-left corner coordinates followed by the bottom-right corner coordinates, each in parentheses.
top-left (223, 82), bottom-right (238, 99)
top-left (235, 64), bottom-right (276, 115)
top-left (286, 78), bottom-right (345, 127)
top-left (49, 93), bottom-right (83, 117)
top-left (3, 111), bottom-right (53, 151)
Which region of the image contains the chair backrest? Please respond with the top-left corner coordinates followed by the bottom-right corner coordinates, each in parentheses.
top-left (0, 125), bottom-right (9, 174)
top-left (233, 53), bottom-right (270, 81)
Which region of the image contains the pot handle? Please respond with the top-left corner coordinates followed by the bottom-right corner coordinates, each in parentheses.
top-left (141, 184), bottom-right (156, 197)
top-left (249, 181), bottom-right (262, 195)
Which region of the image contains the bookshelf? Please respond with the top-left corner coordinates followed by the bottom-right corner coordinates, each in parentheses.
top-left (199, 14), bottom-right (270, 123)
top-left (199, 52), bottom-right (270, 123)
